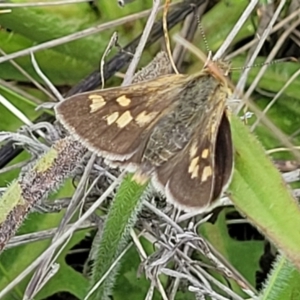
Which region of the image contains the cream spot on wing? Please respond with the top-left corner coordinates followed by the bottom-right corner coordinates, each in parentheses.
top-left (210, 119), bottom-right (219, 134)
top-left (116, 95), bottom-right (131, 107)
top-left (116, 111), bottom-right (133, 128)
top-left (189, 142), bottom-right (198, 158)
top-left (105, 112), bottom-right (119, 125)
top-left (201, 149), bottom-right (209, 159)
top-left (132, 170), bottom-right (150, 185)
top-left (89, 94), bottom-right (106, 112)
top-left (188, 156), bottom-right (199, 179)
top-left (135, 111), bottom-right (159, 127)
top-left (201, 166), bottom-right (212, 182)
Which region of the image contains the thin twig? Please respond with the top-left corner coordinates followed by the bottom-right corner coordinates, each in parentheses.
top-left (0, 4), bottom-right (171, 64)
top-left (0, 171), bottom-right (125, 298)
top-left (122, 0), bottom-right (161, 85)
top-left (0, 0), bottom-right (90, 8)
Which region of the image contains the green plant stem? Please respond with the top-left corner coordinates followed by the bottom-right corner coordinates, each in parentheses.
top-left (89, 173), bottom-right (149, 300)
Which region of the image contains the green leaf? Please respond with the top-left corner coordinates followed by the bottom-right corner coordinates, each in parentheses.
top-left (0, 211), bottom-right (88, 299)
top-left (259, 256), bottom-right (300, 300)
top-left (200, 209), bottom-right (264, 289)
top-left (228, 114), bottom-right (300, 270)
top-left (89, 173), bottom-right (149, 300)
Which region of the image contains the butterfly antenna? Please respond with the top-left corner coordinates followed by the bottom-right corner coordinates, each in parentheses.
top-left (230, 57), bottom-right (297, 71)
top-left (196, 15), bottom-right (210, 54)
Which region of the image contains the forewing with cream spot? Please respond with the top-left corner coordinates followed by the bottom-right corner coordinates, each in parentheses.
top-left (152, 86), bottom-right (233, 211)
top-left (55, 74), bottom-right (186, 161)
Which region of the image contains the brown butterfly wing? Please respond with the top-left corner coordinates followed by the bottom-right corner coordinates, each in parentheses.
top-left (212, 111), bottom-right (233, 200)
top-left (153, 99), bottom-right (232, 211)
top-left (55, 74), bottom-right (186, 161)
